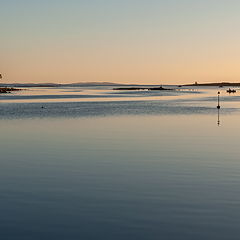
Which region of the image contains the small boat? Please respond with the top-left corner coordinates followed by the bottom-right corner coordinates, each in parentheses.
top-left (226, 88), bottom-right (236, 93)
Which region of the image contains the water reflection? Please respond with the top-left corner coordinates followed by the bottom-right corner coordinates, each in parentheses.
top-left (217, 108), bottom-right (220, 126)
top-left (1, 84), bottom-right (240, 239)
top-left (1, 114), bottom-right (240, 239)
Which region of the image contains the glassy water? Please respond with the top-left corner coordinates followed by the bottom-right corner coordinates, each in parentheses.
top-left (0, 86), bottom-right (240, 239)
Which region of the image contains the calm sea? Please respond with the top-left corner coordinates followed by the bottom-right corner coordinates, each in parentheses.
top-left (0, 85), bottom-right (240, 239)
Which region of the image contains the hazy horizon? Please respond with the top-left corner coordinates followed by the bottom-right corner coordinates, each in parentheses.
top-left (1, 80), bottom-right (239, 86)
top-left (2, 2), bottom-right (240, 238)
top-left (1, 1), bottom-right (240, 84)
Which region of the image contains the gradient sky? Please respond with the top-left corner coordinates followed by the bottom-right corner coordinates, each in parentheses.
top-left (1, 0), bottom-right (240, 84)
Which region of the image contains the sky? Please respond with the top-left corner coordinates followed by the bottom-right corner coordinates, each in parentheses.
top-left (1, 0), bottom-right (240, 84)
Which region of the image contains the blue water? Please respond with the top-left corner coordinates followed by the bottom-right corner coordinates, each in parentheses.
top-left (0, 86), bottom-right (240, 239)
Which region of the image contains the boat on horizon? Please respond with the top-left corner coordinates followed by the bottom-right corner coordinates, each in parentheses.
top-left (226, 88), bottom-right (236, 93)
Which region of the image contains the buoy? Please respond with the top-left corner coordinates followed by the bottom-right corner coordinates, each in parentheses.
top-left (217, 91), bottom-right (220, 109)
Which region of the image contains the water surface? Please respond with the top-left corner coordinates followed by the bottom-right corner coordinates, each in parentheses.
top-left (0, 85), bottom-right (240, 239)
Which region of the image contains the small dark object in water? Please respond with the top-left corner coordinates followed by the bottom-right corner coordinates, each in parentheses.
top-left (0, 87), bottom-right (22, 93)
top-left (217, 91), bottom-right (220, 109)
top-left (226, 88), bottom-right (236, 93)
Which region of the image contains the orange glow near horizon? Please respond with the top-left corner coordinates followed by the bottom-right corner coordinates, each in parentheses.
top-left (1, 1), bottom-right (240, 84)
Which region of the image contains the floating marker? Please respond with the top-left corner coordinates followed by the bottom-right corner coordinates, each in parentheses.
top-left (217, 91), bottom-right (220, 109)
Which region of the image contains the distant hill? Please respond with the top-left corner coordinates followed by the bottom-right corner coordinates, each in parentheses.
top-left (68, 82), bottom-right (123, 86)
top-left (0, 83), bottom-right (61, 87)
top-left (183, 82), bottom-right (240, 87)
top-left (0, 82), bottom-right (125, 88)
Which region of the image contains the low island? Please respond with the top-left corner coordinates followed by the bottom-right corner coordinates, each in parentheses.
top-left (113, 86), bottom-right (173, 91)
top-left (0, 87), bottom-right (22, 94)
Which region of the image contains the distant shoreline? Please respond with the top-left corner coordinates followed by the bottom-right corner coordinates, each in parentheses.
top-left (1, 82), bottom-right (240, 88)
top-left (182, 82), bottom-right (240, 87)
top-left (113, 86), bottom-right (173, 91)
top-left (0, 82), bottom-right (125, 88)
